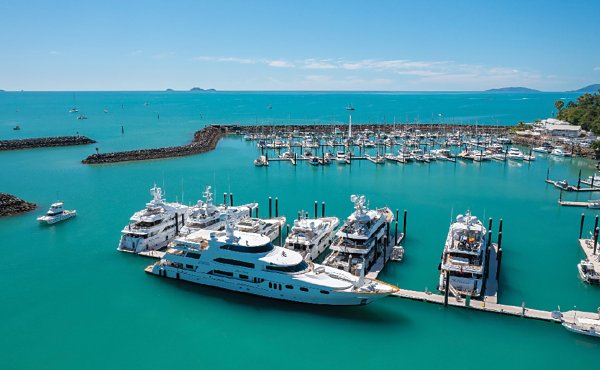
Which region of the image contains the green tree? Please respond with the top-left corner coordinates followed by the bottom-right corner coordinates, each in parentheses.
top-left (554, 100), bottom-right (564, 111)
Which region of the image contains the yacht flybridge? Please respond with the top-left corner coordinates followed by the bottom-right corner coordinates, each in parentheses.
top-left (118, 185), bottom-right (189, 254)
top-left (233, 216), bottom-right (286, 242)
top-left (438, 211), bottom-right (488, 297)
top-left (284, 214), bottom-right (340, 261)
top-left (180, 186), bottom-right (257, 235)
top-left (324, 195), bottom-right (394, 276)
top-left (145, 220), bottom-right (398, 305)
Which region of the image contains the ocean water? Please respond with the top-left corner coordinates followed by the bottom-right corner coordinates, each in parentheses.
top-left (0, 91), bottom-right (598, 369)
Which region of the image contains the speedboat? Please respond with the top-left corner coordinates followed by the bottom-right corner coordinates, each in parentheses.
top-left (506, 147), bottom-right (524, 160)
top-left (532, 146), bottom-right (551, 154)
top-left (307, 156), bottom-right (320, 166)
top-left (253, 155), bottom-right (269, 166)
top-left (578, 260), bottom-right (600, 285)
top-left (551, 147), bottom-right (571, 157)
top-left (37, 202), bottom-right (76, 225)
top-left (563, 317), bottom-right (600, 338)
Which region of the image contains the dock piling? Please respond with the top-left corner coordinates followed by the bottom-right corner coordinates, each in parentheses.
top-left (546, 168), bottom-right (549, 181)
top-left (314, 201), bottom-right (318, 219)
top-left (321, 202), bottom-right (325, 217)
top-left (497, 231), bottom-right (503, 250)
top-left (487, 230), bottom-right (492, 248)
top-left (403, 209), bottom-right (407, 238)
top-left (268, 197), bottom-right (272, 219)
top-left (498, 218), bottom-right (503, 234)
top-left (223, 192), bottom-right (227, 206)
top-left (497, 248), bottom-right (503, 282)
top-left (594, 227), bottom-right (599, 255)
top-left (577, 169), bottom-right (582, 190)
top-left (230, 193), bottom-right (233, 206)
top-left (594, 215), bottom-right (599, 232)
top-left (275, 197), bottom-right (279, 217)
top-left (579, 213), bottom-right (585, 239)
top-left (444, 273), bottom-right (450, 307)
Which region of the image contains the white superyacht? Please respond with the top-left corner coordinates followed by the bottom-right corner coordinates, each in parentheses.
top-left (118, 185), bottom-right (189, 254)
top-left (438, 211), bottom-right (488, 297)
top-left (180, 186), bottom-right (257, 235)
top-left (145, 221), bottom-right (398, 305)
top-left (323, 195), bottom-right (394, 276)
top-left (284, 214), bottom-right (340, 261)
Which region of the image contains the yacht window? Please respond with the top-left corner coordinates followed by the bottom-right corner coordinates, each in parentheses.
top-left (221, 243), bottom-right (274, 253)
top-left (265, 260), bottom-right (309, 273)
top-left (185, 252), bottom-right (201, 259)
top-left (320, 290), bottom-right (330, 295)
top-left (269, 282), bottom-right (272, 288)
top-left (214, 270), bottom-right (233, 277)
top-left (285, 285), bottom-right (293, 289)
top-left (240, 274), bottom-right (249, 280)
top-left (185, 264), bottom-right (194, 270)
top-left (214, 258), bottom-right (255, 269)
top-left (300, 287), bottom-right (308, 292)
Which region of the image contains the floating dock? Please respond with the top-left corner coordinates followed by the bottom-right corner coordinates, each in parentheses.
top-left (558, 200), bottom-right (600, 208)
top-left (545, 179), bottom-right (600, 192)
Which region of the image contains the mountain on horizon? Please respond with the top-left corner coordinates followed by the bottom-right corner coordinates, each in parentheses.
top-left (484, 87), bottom-right (540, 93)
top-left (568, 84), bottom-right (600, 93)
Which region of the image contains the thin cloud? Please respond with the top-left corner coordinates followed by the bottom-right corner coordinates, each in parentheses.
top-left (594, 66), bottom-right (600, 71)
top-left (268, 60), bottom-right (294, 68)
top-left (194, 56), bottom-right (258, 64)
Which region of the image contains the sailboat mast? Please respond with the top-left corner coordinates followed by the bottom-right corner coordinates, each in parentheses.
top-left (348, 114), bottom-right (352, 139)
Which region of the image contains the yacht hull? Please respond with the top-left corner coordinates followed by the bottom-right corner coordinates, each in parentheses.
top-left (146, 265), bottom-right (390, 306)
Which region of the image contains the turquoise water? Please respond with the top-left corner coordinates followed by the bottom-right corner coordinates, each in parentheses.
top-left (1, 92), bottom-right (598, 369)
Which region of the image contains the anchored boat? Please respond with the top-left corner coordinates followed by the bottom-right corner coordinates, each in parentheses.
top-left (37, 202), bottom-right (76, 225)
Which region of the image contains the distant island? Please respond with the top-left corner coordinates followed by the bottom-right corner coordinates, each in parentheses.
top-left (164, 88), bottom-right (216, 92)
top-left (485, 87), bottom-right (540, 93)
top-left (568, 84), bottom-right (600, 93)
top-left (190, 87), bottom-right (216, 92)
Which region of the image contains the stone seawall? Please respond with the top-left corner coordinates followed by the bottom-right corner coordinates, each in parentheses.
top-left (0, 136), bottom-right (96, 151)
top-left (81, 125), bottom-right (225, 164)
top-left (512, 135), bottom-right (598, 159)
top-left (0, 193), bottom-right (37, 217)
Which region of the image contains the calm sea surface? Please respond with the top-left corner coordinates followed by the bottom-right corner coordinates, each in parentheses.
top-left (1, 91), bottom-right (598, 369)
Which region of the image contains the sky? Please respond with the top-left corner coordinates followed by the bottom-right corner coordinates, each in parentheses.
top-left (0, 0), bottom-right (599, 91)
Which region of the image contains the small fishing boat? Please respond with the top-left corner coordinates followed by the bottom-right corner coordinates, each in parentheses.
top-left (68, 107), bottom-right (78, 113)
top-left (551, 147), bottom-right (571, 157)
top-left (13, 125), bottom-right (21, 130)
top-left (532, 146), bottom-right (551, 154)
top-left (77, 114), bottom-right (88, 120)
top-left (345, 103), bottom-right (355, 111)
top-left (578, 260), bottom-right (600, 285)
top-left (307, 156), bottom-right (320, 166)
top-left (37, 202), bottom-right (76, 225)
top-left (253, 155), bottom-right (269, 167)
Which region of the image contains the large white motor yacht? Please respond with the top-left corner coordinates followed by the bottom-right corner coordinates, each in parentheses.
top-left (37, 202), bottom-right (76, 225)
top-left (284, 215), bottom-right (340, 261)
top-left (234, 216), bottom-right (286, 242)
top-left (438, 211), bottom-right (488, 297)
top-left (323, 195), bottom-right (394, 276)
top-left (180, 186), bottom-right (257, 235)
top-left (118, 185), bottom-right (189, 254)
top-left (145, 223), bottom-right (398, 305)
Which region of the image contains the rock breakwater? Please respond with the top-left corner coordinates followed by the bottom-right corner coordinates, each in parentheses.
top-left (0, 136), bottom-right (96, 151)
top-left (0, 193), bottom-right (37, 217)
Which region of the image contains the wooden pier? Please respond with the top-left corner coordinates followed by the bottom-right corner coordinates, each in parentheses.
top-left (558, 200), bottom-right (600, 208)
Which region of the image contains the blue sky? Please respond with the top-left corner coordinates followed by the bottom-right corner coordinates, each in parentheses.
top-left (1, 0), bottom-right (599, 91)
